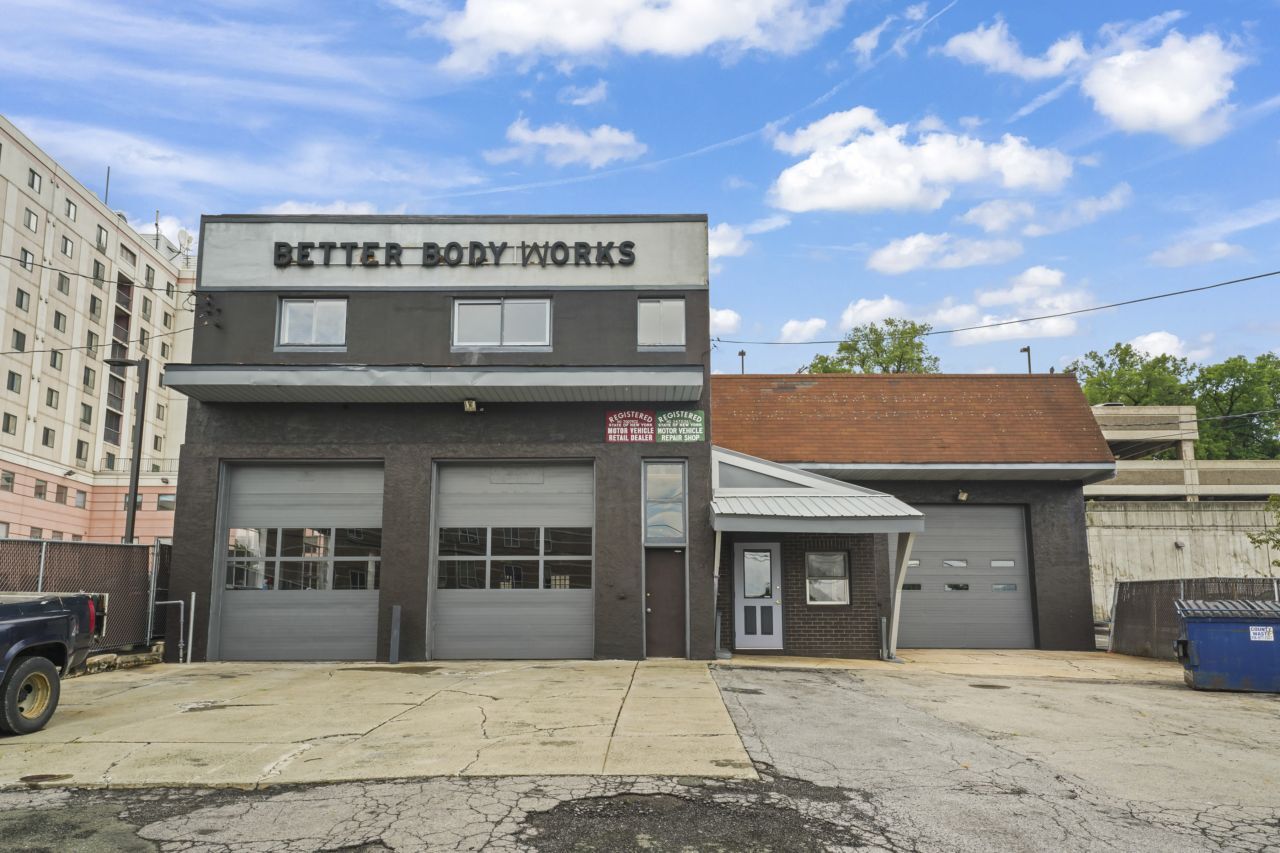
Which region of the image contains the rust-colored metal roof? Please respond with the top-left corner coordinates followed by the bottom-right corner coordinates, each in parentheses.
top-left (711, 374), bottom-right (1114, 465)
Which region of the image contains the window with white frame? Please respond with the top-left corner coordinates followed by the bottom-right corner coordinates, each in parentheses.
top-left (15, 289), bottom-right (30, 312)
top-left (19, 249), bottom-right (34, 271)
top-left (225, 526), bottom-right (382, 591)
top-left (120, 244), bottom-right (136, 267)
top-left (11, 331), bottom-right (26, 352)
top-left (805, 552), bottom-right (850, 605)
top-left (57, 273), bottom-right (71, 295)
top-left (60, 235), bottom-right (74, 258)
top-left (278, 298), bottom-right (347, 348)
top-left (453, 299), bottom-right (550, 347)
top-left (643, 461), bottom-right (687, 545)
top-left (50, 350), bottom-right (63, 371)
top-left (95, 226), bottom-right (108, 252)
top-left (637, 298), bottom-right (685, 347)
top-left (53, 311), bottom-right (67, 333)
top-left (23, 209), bottom-right (37, 232)
top-left (436, 526), bottom-right (592, 590)
top-left (27, 169), bottom-right (41, 193)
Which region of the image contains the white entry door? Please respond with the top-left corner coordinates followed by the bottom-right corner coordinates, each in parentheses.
top-left (734, 543), bottom-right (782, 650)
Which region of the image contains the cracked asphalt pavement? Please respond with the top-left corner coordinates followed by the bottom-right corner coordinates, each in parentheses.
top-left (2, 663), bottom-right (1278, 851)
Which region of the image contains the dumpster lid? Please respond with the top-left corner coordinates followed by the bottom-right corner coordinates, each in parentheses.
top-left (1175, 599), bottom-right (1280, 618)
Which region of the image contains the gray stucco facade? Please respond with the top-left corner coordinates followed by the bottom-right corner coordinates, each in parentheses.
top-left (166, 214), bottom-right (716, 662)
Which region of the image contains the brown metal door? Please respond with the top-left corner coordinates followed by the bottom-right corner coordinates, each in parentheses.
top-left (645, 548), bottom-right (686, 658)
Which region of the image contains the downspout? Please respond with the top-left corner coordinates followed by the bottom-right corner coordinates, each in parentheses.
top-left (887, 531), bottom-right (917, 660)
top-left (713, 528), bottom-right (726, 658)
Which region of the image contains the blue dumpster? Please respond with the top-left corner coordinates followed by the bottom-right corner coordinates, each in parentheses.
top-left (1174, 599), bottom-right (1280, 693)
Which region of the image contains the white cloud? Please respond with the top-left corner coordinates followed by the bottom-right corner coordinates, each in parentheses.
top-left (558, 79), bottom-right (608, 106)
top-left (951, 267), bottom-right (1090, 345)
top-left (851, 16), bottom-right (894, 66)
top-left (710, 308), bottom-right (743, 335)
top-left (1129, 330), bottom-right (1213, 361)
top-left (1148, 240), bottom-right (1242, 267)
top-left (976, 265), bottom-right (1064, 306)
top-left (940, 15), bottom-right (1086, 79)
top-left (126, 213), bottom-right (197, 253)
top-left (1082, 32), bottom-right (1246, 146)
top-left (903, 4), bottom-right (927, 23)
top-left (960, 199), bottom-right (1035, 233)
top-left (866, 232), bottom-right (1022, 275)
top-left (707, 215), bottom-right (790, 259)
top-left (424, 0), bottom-right (851, 75)
top-left (484, 117), bottom-right (647, 168)
top-left (260, 200), bottom-right (382, 215)
top-left (779, 317), bottom-right (828, 343)
top-left (1022, 182), bottom-right (1132, 236)
top-left (769, 107), bottom-right (1072, 213)
top-left (840, 296), bottom-right (907, 329)
top-left (723, 175), bottom-right (754, 190)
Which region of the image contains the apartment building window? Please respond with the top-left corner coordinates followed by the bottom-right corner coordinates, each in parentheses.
top-left (107, 375), bottom-right (124, 411)
top-left (120, 245), bottom-right (137, 267)
top-left (51, 531), bottom-right (64, 541)
top-left (155, 402), bottom-right (166, 421)
top-left (41, 427), bottom-right (55, 448)
top-left (162, 311), bottom-right (173, 329)
top-left (60, 236), bottom-right (74, 259)
top-left (637, 298), bottom-right (686, 348)
top-left (53, 311), bottom-right (67, 333)
top-left (6, 372), bottom-right (21, 393)
top-left (86, 331), bottom-right (99, 358)
top-left (65, 198), bottom-right (77, 221)
top-left (83, 366), bottom-right (96, 390)
top-left (157, 494), bottom-right (176, 511)
top-left (15, 289), bottom-right (30, 312)
top-left (78, 404), bottom-right (92, 427)
top-left (57, 273), bottom-right (71, 295)
top-left (90, 295), bottom-right (103, 319)
top-left (165, 282), bottom-right (175, 297)
top-left (105, 451), bottom-right (116, 469)
top-left (28, 169), bottom-right (41, 192)
top-left (75, 440), bottom-right (89, 465)
top-left (1, 414), bottom-right (15, 435)
top-left (138, 329), bottom-right (149, 352)
top-left (278, 298), bottom-right (347, 348)
top-left (45, 388), bottom-right (59, 410)
top-left (19, 249), bottom-right (34, 271)
top-left (92, 259), bottom-right (106, 286)
top-left (122, 494), bottom-right (142, 510)
top-left (144, 266), bottom-right (155, 288)
top-left (75, 490), bottom-right (87, 508)
top-left (141, 296), bottom-right (152, 319)
top-left (29, 528), bottom-right (42, 540)
top-left (55, 484), bottom-right (68, 504)
top-left (104, 411), bottom-right (121, 446)
top-left (11, 331), bottom-right (26, 353)
top-left (453, 299), bottom-right (551, 348)
top-left (0, 523), bottom-right (7, 538)
top-left (50, 350), bottom-right (63, 371)
top-left (152, 435), bottom-right (163, 452)
top-left (0, 471), bottom-right (12, 491)
top-left (71, 534), bottom-right (82, 541)
top-left (23, 209), bottom-right (37, 232)
top-left (160, 342), bottom-right (171, 359)
top-left (34, 480), bottom-right (47, 500)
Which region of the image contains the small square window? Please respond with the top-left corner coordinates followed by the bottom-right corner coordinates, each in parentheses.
top-left (157, 494), bottom-right (176, 511)
top-left (45, 388), bottom-right (59, 409)
top-left (50, 350), bottom-right (63, 371)
top-left (162, 311), bottom-right (173, 329)
top-left (278, 299), bottom-right (347, 348)
top-left (141, 296), bottom-right (152, 319)
top-left (53, 311), bottom-right (67, 332)
top-left (15, 289), bottom-right (30, 311)
top-left (1, 414), bottom-right (16, 435)
top-left (86, 331), bottom-right (100, 358)
top-left (19, 249), bottom-right (34, 271)
top-left (65, 199), bottom-right (78, 221)
top-left (23, 209), bottom-right (37, 232)
top-left (41, 427), bottom-right (55, 448)
top-left (75, 440), bottom-right (89, 463)
top-left (152, 435), bottom-right (163, 452)
top-left (80, 403), bottom-right (92, 425)
top-left (0, 471), bottom-right (11, 491)
top-left (96, 227), bottom-right (109, 252)
top-left (6, 372), bottom-right (22, 393)
top-left (83, 366), bottom-right (97, 389)
top-left (805, 552), bottom-right (850, 605)
top-left (92, 260), bottom-right (106, 286)
top-left (28, 169), bottom-right (42, 192)
top-left (160, 342), bottom-right (171, 359)
top-left (75, 490), bottom-right (87, 508)
top-left (57, 273), bottom-right (71, 294)
top-left (120, 244), bottom-right (137, 266)
top-left (165, 282), bottom-right (175, 298)
top-left (34, 480), bottom-right (47, 500)
top-left (637, 298), bottom-right (685, 347)
top-left (60, 235), bottom-right (74, 258)
top-left (29, 527), bottom-right (42, 540)
top-left (155, 403), bottom-right (166, 421)
top-left (11, 331), bottom-right (26, 352)
top-left (90, 295), bottom-right (103, 319)
top-left (122, 493), bottom-right (143, 510)
top-left (902, 583), bottom-right (923, 591)
top-left (55, 485), bottom-right (68, 504)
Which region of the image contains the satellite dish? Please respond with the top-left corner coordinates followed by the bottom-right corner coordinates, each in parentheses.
top-left (178, 229), bottom-right (192, 245)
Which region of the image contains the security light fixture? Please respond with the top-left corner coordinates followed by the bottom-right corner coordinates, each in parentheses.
top-left (463, 399), bottom-right (478, 413)
top-left (956, 489), bottom-right (969, 503)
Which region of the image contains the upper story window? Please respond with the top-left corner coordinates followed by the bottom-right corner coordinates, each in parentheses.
top-left (92, 259), bottom-right (106, 286)
top-left (57, 273), bottom-right (71, 295)
top-left (27, 169), bottom-right (41, 193)
top-left (637, 298), bottom-right (685, 348)
top-left (19, 249), bottom-right (34, 272)
top-left (60, 235), bottom-right (74, 258)
top-left (120, 244), bottom-right (136, 267)
top-left (23, 209), bottom-right (37, 232)
top-left (65, 199), bottom-right (77, 221)
top-left (278, 298), bottom-right (347, 349)
top-left (453, 299), bottom-right (550, 348)
top-left (95, 226), bottom-right (109, 252)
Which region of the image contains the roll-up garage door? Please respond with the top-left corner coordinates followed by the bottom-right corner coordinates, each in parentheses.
top-left (217, 464), bottom-right (384, 660)
top-left (897, 505), bottom-right (1034, 649)
top-left (433, 462), bottom-right (594, 659)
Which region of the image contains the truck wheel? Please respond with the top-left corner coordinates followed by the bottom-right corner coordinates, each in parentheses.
top-left (0, 656), bottom-right (61, 735)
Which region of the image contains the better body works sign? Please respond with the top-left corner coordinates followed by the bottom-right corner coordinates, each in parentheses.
top-left (606, 410), bottom-right (706, 443)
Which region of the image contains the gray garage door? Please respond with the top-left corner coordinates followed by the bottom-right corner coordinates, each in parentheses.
top-left (217, 464), bottom-right (384, 661)
top-left (433, 463), bottom-right (594, 659)
top-left (897, 505), bottom-right (1035, 649)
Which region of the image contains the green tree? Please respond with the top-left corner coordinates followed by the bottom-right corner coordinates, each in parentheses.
top-left (804, 318), bottom-right (940, 374)
top-left (1189, 353), bottom-right (1280, 459)
top-left (1066, 343), bottom-right (1193, 406)
top-left (1246, 495), bottom-right (1280, 571)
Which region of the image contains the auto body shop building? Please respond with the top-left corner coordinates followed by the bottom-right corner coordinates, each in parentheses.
top-left (164, 214), bottom-right (1112, 662)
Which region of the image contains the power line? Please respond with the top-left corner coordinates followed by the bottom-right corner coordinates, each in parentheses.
top-left (1110, 408), bottom-right (1280, 460)
top-left (714, 269), bottom-right (1280, 346)
top-left (2, 253), bottom-right (198, 294)
top-left (0, 326), bottom-right (193, 359)
top-left (1097, 407), bottom-right (1280, 430)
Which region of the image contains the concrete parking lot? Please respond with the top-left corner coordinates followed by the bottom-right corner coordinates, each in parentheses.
top-left (1, 651), bottom-right (1277, 851)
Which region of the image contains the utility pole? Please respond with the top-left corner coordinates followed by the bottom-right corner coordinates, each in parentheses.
top-left (738, 350), bottom-right (747, 374)
top-left (1019, 346), bottom-right (1032, 374)
top-left (105, 356), bottom-right (149, 543)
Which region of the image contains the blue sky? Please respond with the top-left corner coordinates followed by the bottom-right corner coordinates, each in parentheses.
top-left (4, 0), bottom-right (1278, 374)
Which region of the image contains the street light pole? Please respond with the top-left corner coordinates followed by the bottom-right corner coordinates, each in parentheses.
top-left (1019, 346), bottom-right (1032, 375)
top-left (106, 356), bottom-right (149, 543)
top-left (738, 349), bottom-right (747, 374)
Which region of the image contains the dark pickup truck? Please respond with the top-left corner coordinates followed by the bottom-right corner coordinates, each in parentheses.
top-left (0, 592), bottom-right (107, 735)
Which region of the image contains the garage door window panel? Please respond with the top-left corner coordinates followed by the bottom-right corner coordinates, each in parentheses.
top-left (805, 552), bottom-right (850, 605)
top-left (225, 525), bottom-right (381, 592)
top-left (492, 560), bottom-right (539, 589)
top-left (439, 560), bottom-right (486, 589)
top-left (440, 527), bottom-right (487, 557)
top-left (436, 524), bottom-right (593, 590)
top-left (544, 527), bottom-right (591, 556)
top-left (492, 527), bottom-right (539, 556)
top-left (544, 559), bottom-right (591, 589)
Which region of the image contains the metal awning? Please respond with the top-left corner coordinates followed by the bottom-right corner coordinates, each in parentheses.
top-left (711, 447), bottom-right (924, 534)
top-left (162, 364), bottom-right (704, 404)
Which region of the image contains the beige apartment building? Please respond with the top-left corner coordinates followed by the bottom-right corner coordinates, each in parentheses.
top-left (0, 115), bottom-right (194, 543)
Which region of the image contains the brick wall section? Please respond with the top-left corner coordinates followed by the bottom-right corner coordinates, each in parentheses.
top-left (717, 532), bottom-right (890, 659)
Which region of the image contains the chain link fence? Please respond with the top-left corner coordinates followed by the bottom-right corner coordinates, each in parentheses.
top-left (0, 540), bottom-right (155, 652)
top-left (1111, 577), bottom-right (1280, 659)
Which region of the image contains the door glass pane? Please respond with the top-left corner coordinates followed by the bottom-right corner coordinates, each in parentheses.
top-left (502, 300), bottom-right (549, 345)
top-left (439, 527), bottom-right (486, 556)
top-left (455, 301), bottom-right (502, 345)
top-left (491, 560), bottom-right (538, 589)
top-left (544, 560), bottom-right (591, 589)
top-left (278, 561), bottom-right (328, 590)
top-left (492, 527), bottom-right (539, 556)
top-left (645, 463), bottom-right (684, 500)
top-left (645, 501), bottom-right (685, 543)
top-left (742, 551), bottom-right (772, 598)
top-left (439, 560), bottom-right (486, 589)
top-left (543, 527), bottom-right (592, 556)
top-left (743, 605), bottom-right (757, 635)
top-left (760, 606), bottom-right (774, 635)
